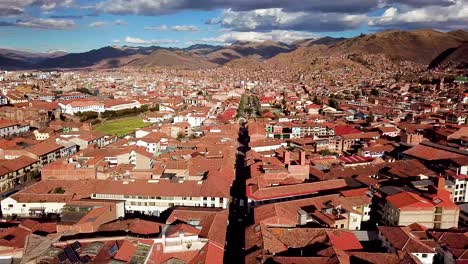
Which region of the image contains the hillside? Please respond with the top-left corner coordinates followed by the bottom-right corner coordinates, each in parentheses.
top-left (0, 49), bottom-right (67, 70)
top-left (127, 49), bottom-right (217, 69)
top-left (184, 44), bottom-right (223, 56)
top-left (293, 37), bottom-right (347, 47)
top-left (206, 41), bottom-right (293, 64)
top-left (330, 29), bottom-right (468, 64)
top-left (429, 42), bottom-right (468, 69)
top-left (0, 29), bottom-right (467, 70)
top-left (37, 46), bottom-right (159, 68)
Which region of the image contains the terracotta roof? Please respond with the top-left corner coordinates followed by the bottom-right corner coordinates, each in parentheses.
top-left (247, 179), bottom-right (348, 201)
top-left (98, 218), bottom-right (163, 235)
top-left (0, 119), bottom-right (19, 129)
top-left (386, 191), bottom-right (433, 210)
top-left (334, 125), bottom-right (361, 136)
top-left (326, 230), bottom-right (363, 251)
top-left (378, 226), bottom-right (435, 254)
top-left (26, 142), bottom-right (63, 156)
top-left (403, 144), bottom-right (463, 161)
top-left (0, 156), bottom-right (38, 172)
top-left (11, 176), bottom-right (232, 204)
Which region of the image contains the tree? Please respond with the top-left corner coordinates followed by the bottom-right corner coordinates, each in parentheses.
top-left (328, 98), bottom-right (339, 109)
top-left (319, 150), bottom-right (338, 156)
top-left (76, 87), bottom-right (93, 95)
top-left (177, 132), bottom-right (185, 140)
top-left (313, 96), bottom-right (321, 105)
top-left (367, 111), bottom-right (374, 123)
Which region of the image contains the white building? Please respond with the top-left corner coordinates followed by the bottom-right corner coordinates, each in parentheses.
top-left (105, 100), bottom-right (141, 111)
top-left (59, 101), bottom-right (105, 115)
top-left (1, 178), bottom-right (230, 218)
top-left (448, 174), bottom-right (468, 203)
top-left (0, 121), bottom-right (29, 138)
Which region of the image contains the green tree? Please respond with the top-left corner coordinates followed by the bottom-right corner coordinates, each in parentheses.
top-left (328, 98), bottom-right (339, 109)
top-left (76, 87), bottom-right (93, 95)
top-left (367, 111), bottom-right (374, 123)
top-left (313, 96), bottom-right (321, 105)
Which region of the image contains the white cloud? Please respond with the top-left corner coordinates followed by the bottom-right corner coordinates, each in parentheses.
top-left (218, 8), bottom-right (369, 32)
top-left (16, 18), bottom-right (75, 29)
top-left (89, 21), bottom-right (108, 28)
top-left (0, 0), bottom-right (75, 16)
top-left (124, 36), bottom-right (179, 45)
top-left (89, 19), bottom-right (126, 28)
top-left (171, 25), bottom-right (199, 31)
top-left (144, 25), bottom-right (168, 31)
top-left (144, 24), bottom-right (199, 32)
top-left (369, 0), bottom-right (468, 29)
top-left (113, 19), bottom-right (127, 25)
top-left (203, 30), bottom-right (319, 44)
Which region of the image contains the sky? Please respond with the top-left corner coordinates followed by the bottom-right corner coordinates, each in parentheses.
top-left (0, 0), bottom-right (466, 53)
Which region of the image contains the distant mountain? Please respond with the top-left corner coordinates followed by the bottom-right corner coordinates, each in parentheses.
top-left (183, 44), bottom-right (223, 56)
top-left (206, 40), bottom-right (294, 64)
top-left (0, 55), bottom-right (31, 70)
top-left (37, 46), bottom-right (165, 69)
top-left (127, 49), bottom-right (217, 69)
top-left (0, 48), bottom-right (67, 70)
top-left (429, 42), bottom-right (468, 69)
top-left (293, 37), bottom-right (347, 47)
top-left (329, 29), bottom-right (468, 64)
top-left (311, 37), bottom-right (348, 46)
top-left (0, 29), bottom-right (467, 70)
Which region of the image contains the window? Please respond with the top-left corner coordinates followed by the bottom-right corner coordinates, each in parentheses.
top-left (422, 254), bottom-right (428, 258)
top-left (8, 204), bottom-right (13, 208)
top-left (340, 224), bottom-right (345, 228)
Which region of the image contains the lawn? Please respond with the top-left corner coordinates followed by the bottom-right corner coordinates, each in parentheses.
top-left (94, 117), bottom-right (151, 136)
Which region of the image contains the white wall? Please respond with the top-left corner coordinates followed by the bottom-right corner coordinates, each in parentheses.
top-left (412, 253), bottom-right (436, 264)
top-left (1, 197), bottom-right (65, 216)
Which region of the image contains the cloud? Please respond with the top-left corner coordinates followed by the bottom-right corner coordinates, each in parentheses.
top-left (144, 24), bottom-right (199, 31)
top-left (124, 36), bottom-right (179, 45)
top-left (95, 0), bottom-right (377, 15)
top-left (384, 0), bottom-right (457, 8)
top-left (89, 19), bottom-right (127, 28)
top-left (112, 39), bottom-right (121, 43)
top-left (144, 25), bottom-right (168, 31)
top-left (0, 7), bottom-right (23, 17)
top-left (203, 30), bottom-right (319, 44)
top-left (49, 15), bottom-right (84, 19)
top-left (217, 8), bottom-right (369, 32)
top-left (170, 25), bottom-right (198, 31)
top-left (0, 0), bottom-right (74, 17)
top-left (16, 18), bottom-right (75, 29)
top-left (113, 19), bottom-right (127, 25)
top-left (89, 21), bottom-right (108, 28)
top-left (369, 0), bottom-right (468, 30)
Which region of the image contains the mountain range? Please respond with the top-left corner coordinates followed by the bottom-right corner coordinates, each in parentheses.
top-left (0, 29), bottom-right (467, 71)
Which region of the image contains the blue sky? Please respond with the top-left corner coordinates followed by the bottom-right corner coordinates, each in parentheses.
top-left (0, 0), bottom-right (466, 53)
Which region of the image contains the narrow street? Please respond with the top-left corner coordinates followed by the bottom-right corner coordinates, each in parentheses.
top-left (224, 124), bottom-right (249, 264)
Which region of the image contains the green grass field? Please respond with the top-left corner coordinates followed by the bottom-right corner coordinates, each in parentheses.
top-left (94, 117), bottom-right (150, 136)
